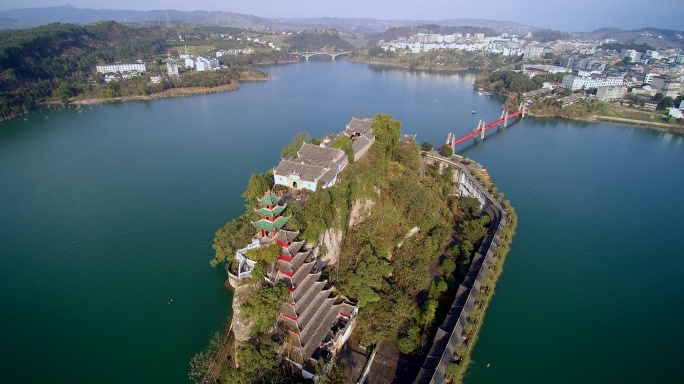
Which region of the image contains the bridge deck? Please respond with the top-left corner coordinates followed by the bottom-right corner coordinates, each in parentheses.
top-left (452, 109), bottom-right (524, 146)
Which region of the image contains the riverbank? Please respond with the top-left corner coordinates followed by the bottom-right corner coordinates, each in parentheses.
top-left (347, 57), bottom-right (470, 71)
top-left (69, 80), bottom-right (246, 106)
top-left (527, 110), bottom-right (684, 133)
top-left (255, 58), bottom-right (301, 66)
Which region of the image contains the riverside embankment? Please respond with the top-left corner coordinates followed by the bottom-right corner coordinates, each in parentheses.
top-left (415, 152), bottom-right (514, 384)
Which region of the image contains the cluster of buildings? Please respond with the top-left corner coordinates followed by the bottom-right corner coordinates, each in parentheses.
top-left (379, 32), bottom-right (526, 56)
top-left (95, 62), bottom-right (149, 83)
top-left (273, 118), bottom-right (375, 191)
top-left (165, 56), bottom-right (220, 77)
top-left (95, 62), bottom-right (146, 74)
top-left (518, 39), bottom-right (683, 113)
top-left (227, 117), bottom-right (377, 379)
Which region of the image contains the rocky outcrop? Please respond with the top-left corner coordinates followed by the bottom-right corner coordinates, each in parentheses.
top-left (316, 228), bottom-right (343, 266)
top-left (230, 284), bottom-right (258, 344)
top-left (348, 197), bottom-right (375, 229)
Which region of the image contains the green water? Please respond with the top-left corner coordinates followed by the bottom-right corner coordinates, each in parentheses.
top-left (0, 59), bottom-right (682, 383)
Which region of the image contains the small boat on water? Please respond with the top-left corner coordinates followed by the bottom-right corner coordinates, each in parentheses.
top-left (472, 110), bottom-right (477, 114)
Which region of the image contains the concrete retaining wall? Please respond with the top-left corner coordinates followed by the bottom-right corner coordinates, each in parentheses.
top-left (415, 153), bottom-right (509, 384)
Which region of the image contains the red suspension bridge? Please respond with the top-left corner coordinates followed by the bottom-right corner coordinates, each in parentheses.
top-left (446, 103), bottom-right (527, 150)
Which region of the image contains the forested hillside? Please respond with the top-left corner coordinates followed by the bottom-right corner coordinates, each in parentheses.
top-left (283, 30), bottom-right (354, 51)
top-left (207, 115), bottom-right (509, 382)
top-left (0, 22), bottom-right (169, 119)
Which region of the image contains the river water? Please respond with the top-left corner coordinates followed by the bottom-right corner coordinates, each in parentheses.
top-left (0, 59), bottom-right (682, 383)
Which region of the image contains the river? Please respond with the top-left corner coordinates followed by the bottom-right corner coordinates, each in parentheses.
top-left (0, 59), bottom-right (682, 383)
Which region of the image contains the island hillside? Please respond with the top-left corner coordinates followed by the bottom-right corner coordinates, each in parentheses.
top-left (195, 114), bottom-right (517, 384)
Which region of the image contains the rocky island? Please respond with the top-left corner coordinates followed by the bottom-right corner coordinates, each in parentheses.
top-left (196, 114), bottom-right (517, 384)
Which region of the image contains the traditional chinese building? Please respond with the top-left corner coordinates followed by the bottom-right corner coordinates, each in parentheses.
top-left (229, 191), bottom-right (357, 378)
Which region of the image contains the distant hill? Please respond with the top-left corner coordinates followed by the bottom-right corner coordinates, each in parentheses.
top-left (579, 27), bottom-right (684, 49)
top-left (0, 6), bottom-right (283, 31)
top-left (0, 6), bottom-right (534, 34)
top-left (280, 17), bottom-right (533, 35)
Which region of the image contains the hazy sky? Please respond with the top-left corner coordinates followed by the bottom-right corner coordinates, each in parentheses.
top-left (1, 1), bottom-right (682, 31)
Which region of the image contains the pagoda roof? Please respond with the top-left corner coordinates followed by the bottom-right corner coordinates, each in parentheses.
top-left (275, 229), bottom-right (300, 244)
top-left (252, 216), bottom-right (290, 232)
top-left (282, 240), bottom-right (305, 258)
top-left (258, 192), bottom-right (281, 206)
top-left (255, 204), bottom-right (287, 218)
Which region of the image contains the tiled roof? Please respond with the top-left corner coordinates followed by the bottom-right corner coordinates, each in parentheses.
top-left (274, 159), bottom-right (328, 183)
top-left (297, 143), bottom-right (345, 168)
top-left (351, 132), bottom-right (374, 155)
top-left (255, 204), bottom-right (287, 217)
top-left (346, 117), bottom-right (373, 134)
top-left (258, 192), bottom-right (281, 206)
top-left (252, 216), bottom-right (290, 232)
top-left (274, 230), bottom-right (300, 244)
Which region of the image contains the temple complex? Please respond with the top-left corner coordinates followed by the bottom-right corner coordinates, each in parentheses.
top-left (273, 117), bottom-right (376, 191)
top-left (228, 191), bottom-right (357, 378)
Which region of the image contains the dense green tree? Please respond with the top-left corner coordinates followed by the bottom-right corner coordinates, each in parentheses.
top-left (356, 287), bottom-right (417, 347)
top-left (211, 214), bottom-right (255, 267)
top-left (420, 141), bottom-right (433, 151)
top-left (459, 216), bottom-right (490, 245)
top-left (339, 255), bottom-right (391, 307)
top-left (223, 341), bottom-right (279, 384)
top-left (440, 258), bottom-right (456, 276)
top-left (242, 283), bottom-right (290, 337)
top-left (439, 144), bottom-right (454, 157)
top-left (318, 361), bottom-right (351, 384)
top-left (428, 276), bottom-right (448, 299)
top-left (458, 196), bottom-right (482, 220)
top-left (372, 113), bottom-right (402, 160)
top-left (280, 131), bottom-right (311, 159)
top-left (241, 172), bottom-right (274, 207)
top-left (244, 243), bottom-right (281, 281)
top-left (283, 30), bottom-right (354, 51)
top-left (445, 362), bottom-right (462, 383)
top-left (244, 243), bottom-right (280, 264)
top-left (333, 135), bottom-right (352, 149)
top-left (660, 96), bottom-right (674, 110)
top-left (395, 140), bottom-right (420, 172)
top-left (397, 326), bottom-right (421, 354)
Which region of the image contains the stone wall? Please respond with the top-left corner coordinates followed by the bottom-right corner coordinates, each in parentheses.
top-left (415, 153), bottom-right (509, 384)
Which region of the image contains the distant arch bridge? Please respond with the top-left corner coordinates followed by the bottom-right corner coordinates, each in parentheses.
top-left (289, 50), bottom-right (352, 61)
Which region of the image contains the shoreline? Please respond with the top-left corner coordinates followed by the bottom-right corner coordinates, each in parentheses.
top-left (527, 111), bottom-right (684, 133)
top-left (68, 79), bottom-right (248, 106)
top-left (346, 57), bottom-right (471, 71)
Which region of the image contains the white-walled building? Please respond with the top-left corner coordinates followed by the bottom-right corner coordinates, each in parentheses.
top-left (562, 74), bottom-right (624, 91)
top-left (195, 57), bottom-right (219, 72)
top-left (650, 77), bottom-right (682, 98)
top-left (184, 58), bottom-right (195, 68)
top-left (96, 63), bottom-right (146, 73)
top-left (596, 86), bottom-right (627, 101)
top-left (274, 143), bottom-right (348, 191)
top-left (166, 60), bottom-right (179, 77)
top-left (523, 44), bottom-right (544, 60)
top-left (620, 49), bottom-right (642, 63)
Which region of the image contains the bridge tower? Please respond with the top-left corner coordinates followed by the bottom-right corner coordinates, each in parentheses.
top-left (519, 102), bottom-right (525, 118)
top-left (479, 119), bottom-right (486, 139)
